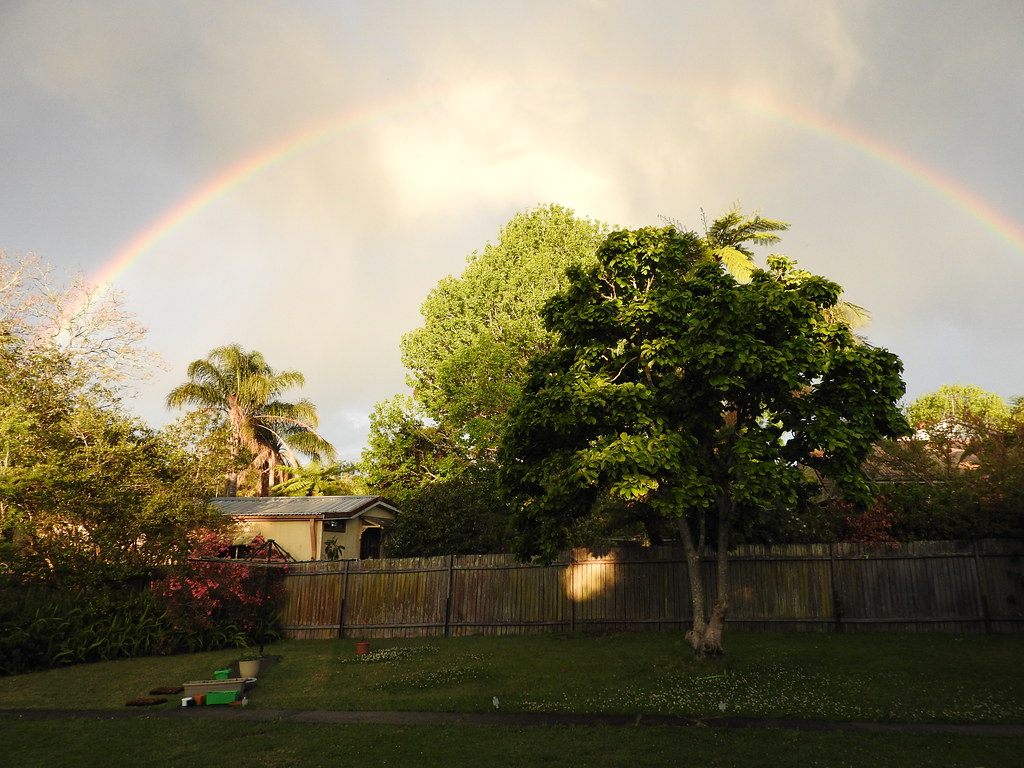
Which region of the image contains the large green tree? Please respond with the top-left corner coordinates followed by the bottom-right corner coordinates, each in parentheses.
top-left (499, 225), bottom-right (907, 657)
top-left (362, 205), bottom-right (607, 553)
top-left (1, 332), bottom-right (220, 585)
top-left (398, 203), bottom-right (609, 460)
top-left (167, 344), bottom-right (335, 497)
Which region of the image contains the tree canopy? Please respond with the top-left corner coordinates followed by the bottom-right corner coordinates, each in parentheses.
top-left (906, 383), bottom-right (1011, 436)
top-left (498, 224), bottom-right (907, 656)
top-left (362, 205), bottom-right (607, 553)
top-left (1, 280), bottom-right (219, 585)
top-left (398, 203), bottom-right (609, 459)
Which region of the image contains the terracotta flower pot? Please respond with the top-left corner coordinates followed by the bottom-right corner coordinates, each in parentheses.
top-left (355, 641), bottom-right (370, 655)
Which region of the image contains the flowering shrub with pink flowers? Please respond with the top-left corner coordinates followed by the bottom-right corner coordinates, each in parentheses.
top-left (151, 531), bottom-right (288, 652)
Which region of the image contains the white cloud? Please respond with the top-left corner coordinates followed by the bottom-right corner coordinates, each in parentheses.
top-left (2, 0), bottom-right (1022, 460)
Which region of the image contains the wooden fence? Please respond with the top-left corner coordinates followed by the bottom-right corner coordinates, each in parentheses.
top-left (274, 540), bottom-right (1024, 639)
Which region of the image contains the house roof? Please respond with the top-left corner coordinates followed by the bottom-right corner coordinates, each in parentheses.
top-left (210, 495), bottom-right (399, 520)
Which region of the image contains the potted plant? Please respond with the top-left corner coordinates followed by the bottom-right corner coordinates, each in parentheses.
top-left (238, 648), bottom-right (263, 679)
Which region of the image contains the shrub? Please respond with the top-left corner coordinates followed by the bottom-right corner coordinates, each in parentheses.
top-left (151, 531), bottom-right (287, 653)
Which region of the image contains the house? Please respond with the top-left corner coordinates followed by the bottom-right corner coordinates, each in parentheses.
top-left (211, 496), bottom-right (399, 561)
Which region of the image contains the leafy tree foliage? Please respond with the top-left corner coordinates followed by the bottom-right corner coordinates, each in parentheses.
top-left (499, 224), bottom-right (907, 656)
top-left (167, 344), bottom-right (336, 497)
top-left (864, 384), bottom-right (1024, 539)
top-left (362, 205), bottom-right (607, 554)
top-left (384, 467), bottom-right (513, 557)
top-left (361, 395), bottom-right (472, 504)
top-left (1, 323), bottom-right (220, 587)
top-left (399, 204), bottom-right (609, 459)
top-left (272, 461), bottom-right (366, 497)
top-left (905, 383), bottom-right (1010, 435)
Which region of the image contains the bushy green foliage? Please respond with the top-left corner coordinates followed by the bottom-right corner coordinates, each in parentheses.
top-left (499, 226), bottom-right (908, 560)
top-left (1, 336), bottom-right (222, 586)
top-left (363, 205), bottom-right (608, 555)
top-left (859, 385), bottom-right (1024, 540)
top-left (0, 585), bottom-right (168, 676)
top-left (0, 532), bottom-right (288, 676)
top-left (384, 467), bottom-right (513, 557)
top-left (399, 204), bottom-right (609, 460)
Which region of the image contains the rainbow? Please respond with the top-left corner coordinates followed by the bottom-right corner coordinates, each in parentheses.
top-left (746, 91), bottom-right (1024, 254)
top-left (86, 90), bottom-right (1024, 310)
top-left (85, 97), bottom-right (423, 303)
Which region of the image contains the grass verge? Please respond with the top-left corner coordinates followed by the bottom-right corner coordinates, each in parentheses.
top-left (4, 719), bottom-right (1023, 768)
top-left (7, 631), bottom-right (1018, 723)
top-left (2, 632), bottom-right (1021, 767)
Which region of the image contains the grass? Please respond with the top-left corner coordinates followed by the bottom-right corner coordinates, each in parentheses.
top-left (5, 719), bottom-right (1024, 768)
top-left (1, 631), bottom-right (1022, 767)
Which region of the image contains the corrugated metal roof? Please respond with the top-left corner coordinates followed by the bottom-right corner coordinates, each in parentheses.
top-left (210, 495), bottom-right (399, 519)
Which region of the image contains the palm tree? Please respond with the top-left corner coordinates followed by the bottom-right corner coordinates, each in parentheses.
top-left (699, 204), bottom-right (790, 282)
top-left (167, 344), bottom-right (336, 497)
top-left (664, 205), bottom-right (870, 328)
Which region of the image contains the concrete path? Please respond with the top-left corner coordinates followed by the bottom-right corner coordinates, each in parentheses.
top-left (1, 707), bottom-right (1022, 737)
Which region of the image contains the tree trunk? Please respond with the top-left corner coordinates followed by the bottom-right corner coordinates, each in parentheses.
top-left (224, 471), bottom-right (238, 497)
top-left (678, 513), bottom-right (729, 659)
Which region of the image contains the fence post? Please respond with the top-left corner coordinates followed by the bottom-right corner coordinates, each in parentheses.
top-left (568, 554), bottom-right (576, 633)
top-left (829, 542), bottom-right (843, 632)
top-left (337, 559), bottom-right (351, 639)
top-left (444, 555), bottom-right (456, 637)
top-left (971, 541), bottom-right (992, 634)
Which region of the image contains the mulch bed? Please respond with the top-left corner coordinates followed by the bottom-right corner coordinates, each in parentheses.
top-left (125, 697), bottom-right (167, 707)
top-left (149, 686), bottom-right (184, 695)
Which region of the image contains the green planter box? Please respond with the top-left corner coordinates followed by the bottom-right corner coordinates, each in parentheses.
top-left (205, 690), bottom-right (237, 705)
top-left (182, 678), bottom-right (247, 698)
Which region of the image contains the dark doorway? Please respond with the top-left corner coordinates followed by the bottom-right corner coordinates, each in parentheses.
top-left (359, 527), bottom-right (383, 559)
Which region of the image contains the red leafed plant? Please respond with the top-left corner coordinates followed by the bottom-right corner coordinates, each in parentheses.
top-left (151, 531), bottom-right (287, 651)
top-left (842, 497), bottom-right (902, 547)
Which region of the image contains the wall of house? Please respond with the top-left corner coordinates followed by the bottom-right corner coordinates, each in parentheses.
top-left (232, 517), bottom-right (318, 561)
top-left (232, 511), bottom-right (394, 562)
top-left (320, 520), bottom-right (390, 560)
top-left (319, 521), bottom-right (357, 560)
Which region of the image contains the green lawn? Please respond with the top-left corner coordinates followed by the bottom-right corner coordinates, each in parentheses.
top-left (5, 718), bottom-right (1023, 768)
top-left (2, 632), bottom-right (1022, 767)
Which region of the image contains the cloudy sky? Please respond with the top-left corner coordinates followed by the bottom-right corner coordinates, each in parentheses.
top-left (2, 0), bottom-right (1022, 460)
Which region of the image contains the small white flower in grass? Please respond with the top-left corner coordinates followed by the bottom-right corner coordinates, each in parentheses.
top-left (492, 696), bottom-right (500, 709)
top-left (718, 701), bottom-right (727, 712)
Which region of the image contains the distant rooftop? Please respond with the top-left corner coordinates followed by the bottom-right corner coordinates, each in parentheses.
top-left (210, 495), bottom-right (399, 519)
